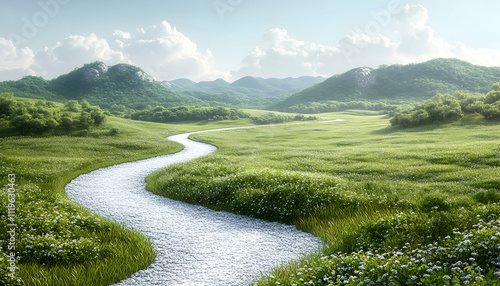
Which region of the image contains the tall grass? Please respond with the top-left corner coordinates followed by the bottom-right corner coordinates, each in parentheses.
top-left (0, 115), bottom-right (266, 285)
top-left (146, 111), bottom-right (500, 285)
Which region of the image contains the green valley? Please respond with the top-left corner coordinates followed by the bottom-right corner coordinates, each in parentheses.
top-left (1, 58), bottom-right (499, 285)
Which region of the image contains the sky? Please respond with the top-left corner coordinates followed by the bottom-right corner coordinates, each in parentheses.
top-left (1, 0), bottom-right (500, 82)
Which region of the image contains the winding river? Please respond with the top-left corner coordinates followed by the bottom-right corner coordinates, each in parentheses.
top-left (65, 128), bottom-right (323, 286)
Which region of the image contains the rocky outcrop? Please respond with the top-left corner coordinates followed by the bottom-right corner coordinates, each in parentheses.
top-left (351, 67), bottom-right (375, 88)
top-left (83, 63), bottom-right (109, 81)
top-left (83, 69), bottom-right (101, 81)
top-left (134, 71), bottom-right (154, 82)
top-left (83, 62), bottom-right (154, 82)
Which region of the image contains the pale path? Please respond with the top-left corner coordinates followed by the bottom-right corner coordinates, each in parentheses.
top-left (65, 128), bottom-right (323, 286)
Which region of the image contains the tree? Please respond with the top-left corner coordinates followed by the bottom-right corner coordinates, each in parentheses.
top-left (80, 99), bottom-right (91, 109)
top-left (0, 93), bottom-right (17, 118)
top-left (64, 100), bottom-right (81, 112)
top-left (89, 107), bottom-right (106, 126)
top-left (485, 87), bottom-right (500, 104)
top-left (60, 115), bottom-right (74, 132)
top-left (481, 102), bottom-right (500, 120)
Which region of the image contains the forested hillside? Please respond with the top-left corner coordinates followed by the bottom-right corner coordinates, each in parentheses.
top-left (277, 59), bottom-right (500, 113)
top-left (0, 62), bottom-right (203, 110)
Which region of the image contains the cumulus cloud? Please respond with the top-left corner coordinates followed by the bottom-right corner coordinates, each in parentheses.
top-left (0, 38), bottom-right (35, 80)
top-left (233, 4), bottom-right (500, 79)
top-left (31, 33), bottom-right (126, 79)
top-left (0, 21), bottom-right (220, 81)
top-left (2, 6), bottom-right (500, 82)
top-left (233, 28), bottom-right (341, 79)
top-left (118, 21), bottom-right (217, 81)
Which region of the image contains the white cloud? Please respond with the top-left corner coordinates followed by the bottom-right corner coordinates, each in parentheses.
top-left (32, 33), bottom-right (125, 79)
top-left (25, 21), bottom-right (220, 81)
top-left (233, 4), bottom-right (500, 79)
top-left (119, 21), bottom-right (218, 81)
top-left (233, 28), bottom-right (341, 79)
top-left (0, 38), bottom-right (35, 80)
top-left (2, 7), bottom-right (500, 83)
top-left (392, 4), bottom-right (455, 62)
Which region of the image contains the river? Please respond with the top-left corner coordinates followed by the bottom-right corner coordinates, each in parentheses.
top-left (65, 128), bottom-right (322, 286)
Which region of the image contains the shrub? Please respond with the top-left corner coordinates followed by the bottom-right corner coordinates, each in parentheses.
top-left (108, 128), bottom-right (119, 136)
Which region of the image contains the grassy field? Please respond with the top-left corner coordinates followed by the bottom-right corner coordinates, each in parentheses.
top-left (0, 115), bottom-right (262, 286)
top-left (147, 111), bottom-right (500, 285)
top-left (2, 108), bottom-right (499, 285)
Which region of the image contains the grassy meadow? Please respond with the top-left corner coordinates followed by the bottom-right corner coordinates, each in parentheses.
top-left (0, 115), bottom-right (261, 286)
top-left (1, 106), bottom-right (499, 285)
top-left (146, 111), bottom-right (500, 285)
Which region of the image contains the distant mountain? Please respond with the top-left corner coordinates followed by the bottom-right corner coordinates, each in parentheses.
top-left (231, 76), bottom-right (325, 92)
top-left (277, 59), bottom-right (500, 111)
top-left (160, 78), bottom-right (196, 89)
top-left (162, 75), bottom-right (325, 108)
top-left (195, 78), bottom-right (230, 89)
top-left (231, 76), bottom-right (271, 90)
top-left (0, 62), bottom-right (203, 109)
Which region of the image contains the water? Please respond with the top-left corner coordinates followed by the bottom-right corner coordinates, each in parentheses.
top-left (66, 129), bottom-right (323, 286)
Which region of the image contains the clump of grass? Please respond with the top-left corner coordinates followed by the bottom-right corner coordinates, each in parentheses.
top-left (473, 189), bottom-right (500, 204)
top-left (419, 193), bottom-right (452, 213)
top-left (148, 162), bottom-right (351, 223)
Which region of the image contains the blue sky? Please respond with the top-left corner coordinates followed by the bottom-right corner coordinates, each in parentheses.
top-left (1, 0), bottom-right (500, 81)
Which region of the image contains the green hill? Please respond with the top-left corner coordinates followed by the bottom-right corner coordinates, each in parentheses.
top-left (0, 62), bottom-right (204, 109)
top-left (163, 75), bottom-right (325, 109)
top-left (277, 59), bottom-right (500, 112)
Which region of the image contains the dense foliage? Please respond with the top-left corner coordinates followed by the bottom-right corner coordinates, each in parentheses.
top-left (277, 58), bottom-right (500, 112)
top-left (129, 105), bottom-right (317, 125)
top-left (251, 113), bottom-right (318, 124)
top-left (390, 84), bottom-right (500, 127)
top-left (130, 106), bottom-right (250, 122)
top-left (0, 93), bottom-right (105, 134)
top-left (285, 100), bottom-right (400, 114)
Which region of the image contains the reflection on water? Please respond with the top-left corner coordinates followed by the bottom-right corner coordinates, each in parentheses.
top-left (66, 131), bottom-right (322, 285)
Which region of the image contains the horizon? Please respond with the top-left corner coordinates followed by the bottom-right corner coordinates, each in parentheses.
top-left (8, 57), bottom-right (493, 85)
top-left (2, 1), bottom-right (500, 82)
